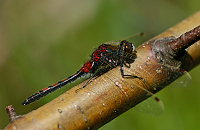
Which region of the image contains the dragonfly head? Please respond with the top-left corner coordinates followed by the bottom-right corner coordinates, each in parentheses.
top-left (120, 40), bottom-right (136, 54)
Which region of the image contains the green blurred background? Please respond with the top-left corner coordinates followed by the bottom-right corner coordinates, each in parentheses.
top-left (0, 0), bottom-right (200, 129)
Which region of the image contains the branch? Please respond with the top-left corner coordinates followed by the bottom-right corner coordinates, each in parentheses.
top-left (4, 11), bottom-right (200, 130)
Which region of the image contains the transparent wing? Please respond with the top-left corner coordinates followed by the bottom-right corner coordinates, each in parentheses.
top-left (133, 96), bottom-right (164, 116)
top-left (103, 32), bottom-right (146, 47)
top-left (168, 71), bottom-right (192, 88)
top-left (122, 32), bottom-right (146, 47)
top-left (132, 71), bottom-right (191, 116)
top-left (102, 70), bottom-right (165, 116)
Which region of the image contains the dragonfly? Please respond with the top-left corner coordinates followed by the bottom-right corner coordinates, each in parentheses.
top-left (21, 40), bottom-right (141, 105)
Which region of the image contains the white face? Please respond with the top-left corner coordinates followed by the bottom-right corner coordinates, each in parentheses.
top-left (91, 61), bottom-right (95, 68)
top-left (131, 43), bottom-right (135, 52)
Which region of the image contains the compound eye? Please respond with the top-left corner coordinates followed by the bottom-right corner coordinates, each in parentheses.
top-left (125, 43), bottom-right (135, 53)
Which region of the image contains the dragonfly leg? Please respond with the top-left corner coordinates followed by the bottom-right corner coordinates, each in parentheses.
top-left (75, 65), bottom-right (111, 93)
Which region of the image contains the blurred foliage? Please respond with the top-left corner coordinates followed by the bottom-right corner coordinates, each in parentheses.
top-left (0, 0), bottom-right (200, 129)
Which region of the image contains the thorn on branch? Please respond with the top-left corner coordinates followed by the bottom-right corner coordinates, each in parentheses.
top-left (166, 25), bottom-right (200, 57)
top-left (6, 105), bottom-right (18, 122)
